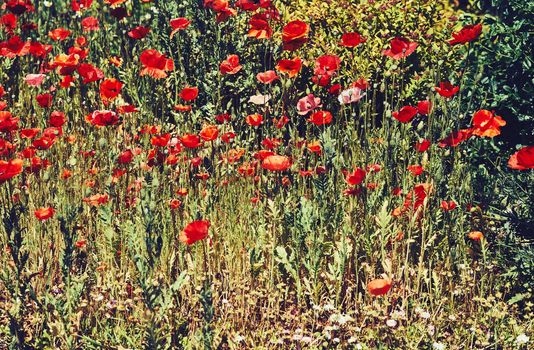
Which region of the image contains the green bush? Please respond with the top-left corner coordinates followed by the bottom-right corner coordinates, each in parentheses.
top-left (461, 0), bottom-right (534, 306)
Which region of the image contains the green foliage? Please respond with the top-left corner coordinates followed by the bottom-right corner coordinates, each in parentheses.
top-left (466, 0), bottom-right (534, 145)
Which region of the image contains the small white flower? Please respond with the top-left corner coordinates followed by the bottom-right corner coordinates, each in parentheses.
top-left (420, 311), bottom-right (431, 319)
top-left (301, 336), bottom-right (312, 343)
top-left (234, 334), bottom-right (245, 343)
top-left (323, 303), bottom-right (335, 311)
top-left (515, 333), bottom-right (529, 345)
top-left (43, 1), bottom-right (53, 7)
top-left (386, 319), bottom-right (397, 328)
top-left (432, 342), bottom-right (446, 350)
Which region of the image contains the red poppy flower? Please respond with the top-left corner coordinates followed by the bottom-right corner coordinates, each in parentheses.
top-left (118, 149), bottom-right (134, 164)
top-left (236, 0), bottom-right (270, 11)
top-left (0, 111), bottom-right (19, 132)
top-left (128, 26), bottom-right (150, 39)
top-left (449, 23), bottom-right (482, 45)
top-left (0, 36), bottom-right (30, 57)
top-left (417, 100), bottom-right (432, 115)
top-left (282, 20), bottom-right (309, 51)
top-left (306, 141), bottom-right (321, 154)
top-left (383, 37), bottom-right (417, 60)
top-left (468, 231), bottom-right (484, 241)
top-left (170, 17), bottom-right (191, 37)
top-left (99, 78), bottom-right (123, 101)
top-left (151, 133), bottom-right (171, 147)
top-left (508, 146), bottom-right (534, 170)
top-left (51, 54), bottom-right (80, 76)
top-left (314, 55), bottom-right (341, 76)
top-left (212, 113), bottom-right (230, 124)
top-left (260, 138), bottom-right (280, 150)
top-left (275, 57), bottom-right (302, 78)
top-left (81, 16), bottom-right (99, 31)
top-left (88, 110), bottom-right (120, 126)
top-left (78, 63), bottom-right (104, 84)
top-left (169, 199), bottom-right (182, 210)
top-left (72, 0), bottom-right (94, 12)
top-left (471, 109), bottom-right (506, 138)
top-left (246, 113), bottom-right (263, 127)
top-left (434, 82), bottom-right (459, 98)
top-left (49, 111), bottom-right (66, 127)
top-left (199, 125), bottom-right (218, 141)
top-left (262, 155), bottom-right (291, 171)
top-left (179, 220), bottom-right (210, 245)
top-left (219, 54), bottom-right (242, 75)
top-left (352, 78), bottom-right (369, 90)
top-left (307, 110), bottom-right (332, 126)
top-left (25, 156), bottom-right (50, 174)
top-left (367, 278), bottom-right (392, 296)
top-left (253, 150), bottom-right (274, 161)
top-left (441, 200), bottom-right (457, 211)
top-left (274, 115), bottom-right (289, 129)
top-left (32, 135), bottom-right (55, 150)
top-left (34, 207), bottom-right (55, 221)
top-left (181, 134), bottom-right (202, 148)
top-left (256, 70), bottom-right (279, 84)
top-left (392, 105), bottom-right (418, 123)
top-left (204, 0), bottom-right (237, 22)
top-left (139, 49), bottom-right (174, 79)
top-left (179, 87), bottom-right (199, 101)
top-left (346, 167), bottom-right (366, 186)
top-left (0, 85), bottom-right (4, 98)
top-left (170, 105), bottom-right (193, 115)
top-left (29, 41), bottom-right (52, 58)
top-left (117, 104), bottom-right (139, 114)
top-left (407, 165), bottom-right (424, 176)
top-left (83, 193), bottom-right (109, 206)
top-left (20, 128), bottom-right (40, 139)
top-left (248, 13), bottom-right (272, 39)
top-left (0, 158), bottom-right (23, 183)
top-left (36, 93), bottom-right (53, 108)
top-left (340, 32), bottom-right (366, 47)
top-left (415, 139), bottom-right (431, 152)
top-left (48, 27), bottom-right (71, 41)
top-left (438, 129), bottom-right (473, 148)
top-left (1, 14), bottom-right (17, 35)
top-left (329, 84), bottom-right (342, 95)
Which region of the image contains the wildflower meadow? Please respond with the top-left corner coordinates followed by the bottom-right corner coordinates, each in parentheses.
top-left (0, 0), bottom-right (533, 349)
